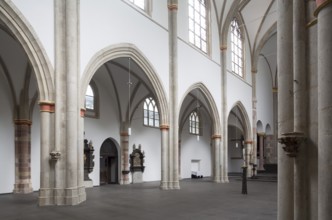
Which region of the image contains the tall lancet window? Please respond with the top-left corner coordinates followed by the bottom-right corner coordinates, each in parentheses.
top-left (85, 82), bottom-right (99, 118)
top-left (85, 85), bottom-right (94, 110)
top-left (188, 0), bottom-right (209, 53)
top-left (230, 18), bottom-right (244, 77)
top-left (189, 111), bottom-right (200, 135)
top-left (143, 97), bottom-right (159, 127)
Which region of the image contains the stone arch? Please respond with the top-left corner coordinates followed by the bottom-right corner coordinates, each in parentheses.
top-left (180, 82), bottom-right (221, 135)
top-left (257, 120), bottom-right (264, 133)
top-left (228, 101), bottom-right (252, 140)
top-left (265, 123), bottom-right (272, 135)
top-left (81, 43), bottom-right (168, 124)
top-left (0, 1), bottom-right (54, 101)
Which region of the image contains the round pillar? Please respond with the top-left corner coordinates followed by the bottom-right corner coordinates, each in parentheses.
top-left (277, 0), bottom-right (294, 219)
top-left (315, 1), bottom-right (332, 219)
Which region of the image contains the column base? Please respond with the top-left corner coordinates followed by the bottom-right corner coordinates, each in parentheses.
top-left (160, 181), bottom-right (168, 190)
top-left (84, 180), bottom-right (93, 188)
top-left (39, 188), bottom-right (54, 206)
top-left (44, 187), bottom-right (86, 206)
top-left (13, 183), bottom-right (33, 194)
top-left (171, 181), bottom-right (180, 189)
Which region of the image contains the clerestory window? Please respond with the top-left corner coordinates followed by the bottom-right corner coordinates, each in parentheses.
top-left (188, 0), bottom-right (209, 53)
top-left (230, 18), bottom-right (244, 77)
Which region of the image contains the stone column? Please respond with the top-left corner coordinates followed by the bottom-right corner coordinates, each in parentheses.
top-left (316, 1), bottom-right (332, 219)
top-left (54, 0), bottom-right (84, 205)
top-left (307, 1), bottom-right (318, 219)
top-left (245, 140), bottom-right (253, 177)
top-left (293, 0), bottom-right (308, 219)
top-left (120, 131), bottom-right (130, 185)
top-left (272, 87), bottom-right (278, 164)
top-left (168, 0), bottom-right (180, 189)
top-left (38, 101), bottom-right (54, 205)
top-left (252, 70), bottom-right (258, 171)
top-left (220, 45), bottom-right (228, 183)
top-left (258, 134), bottom-right (265, 171)
top-left (277, 0), bottom-right (294, 219)
top-left (13, 119), bottom-right (33, 194)
top-left (78, 109), bottom-right (86, 202)
top-left (160, 125), bottom-right (169, 189)
top-left (212, 135), bottom-right (221, 182)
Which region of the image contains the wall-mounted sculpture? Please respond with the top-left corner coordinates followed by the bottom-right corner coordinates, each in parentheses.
top-left (84, 139), bottom-right (95, 187)
top-left (130, 144), bottom-right (145, 183)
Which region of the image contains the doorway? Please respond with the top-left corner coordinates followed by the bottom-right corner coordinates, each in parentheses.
top-left (100, 138), bottom-right (119, 184)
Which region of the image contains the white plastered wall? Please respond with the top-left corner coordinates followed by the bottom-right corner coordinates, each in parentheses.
top-left (84, 80), bottom-right (121, 186)
top-left (0, 75), bottom-right (15, 194)
top-left (10, 0), bottom-right (54, 67)
top-left (31, 104), bottom-right (41, 191)
top-left (256, 56), bottom-right (274, 133)
top-left (180, 114), bottom-right (212, 179)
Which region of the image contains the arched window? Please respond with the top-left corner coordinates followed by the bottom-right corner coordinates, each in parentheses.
top-left (85, 82), bottom-right (99, 118)
top-left (188, 0), bottom-right (209, 53)
top-left (230, 18), bottom-right (244, 77)
top-left (143, 97), bottom-right (159, 127)
top-left (85, 85), bottom-right (94, 110)
top-left (189, 111), bottom-right (200, 135)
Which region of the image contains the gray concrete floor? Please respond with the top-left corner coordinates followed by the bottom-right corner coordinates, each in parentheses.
top-left (0, 178), bottom-right (277, 220)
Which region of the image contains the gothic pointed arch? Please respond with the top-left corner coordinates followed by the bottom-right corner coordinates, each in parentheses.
top-left (180, 82), bottom-right (221, 135)
top-left (81, 43), bottom-right (168, 125)
top-left (228, 101), bottom-right (252, 140)
top-left (0, 1), bottom-right (54, 101)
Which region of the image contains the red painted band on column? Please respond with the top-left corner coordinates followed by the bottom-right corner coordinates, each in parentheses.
top-left (211, 134), bottom-right (222, 140)
top-left (168, 4), bottom-right (178, 11)
top-left (160, 124), bottom-right (170, 130)
top-left (245, 140), bottom-right (253, 144)
top-left (80, 108), bottom-right (86, 117)
top-left (39, 101), bottom-right (55, 113)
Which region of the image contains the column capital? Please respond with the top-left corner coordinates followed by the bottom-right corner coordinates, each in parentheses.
top-left (14, 119), bottom-right (32, 125)
top-left (211, 134), bottom-right (222, 140)
top-left (220, 45), bottom-right (227, 51)
top-left (244, 140), bottom-right (253, 144)
top-left (120, 132), bottom-right (129, 136)
top-left (272, 87), bottom-right (278, 93)
top-left (252, 69), bottom-right (258, 74)
top-left (168, 4), bottom-right (178, 11)
top-left (80, 108), bottom-right (86, 118)
top-left (39, 101), bottom-right (55, 113)
top-left (160, 124), bottom-right (170, 130)
top-left (314, 0), bottom-right (332, 16)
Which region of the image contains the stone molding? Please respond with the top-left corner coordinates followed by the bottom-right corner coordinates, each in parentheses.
top-left (14, 119), bottom-right (32, 125)
top-left (314, 0), bottom-right (332, 16)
